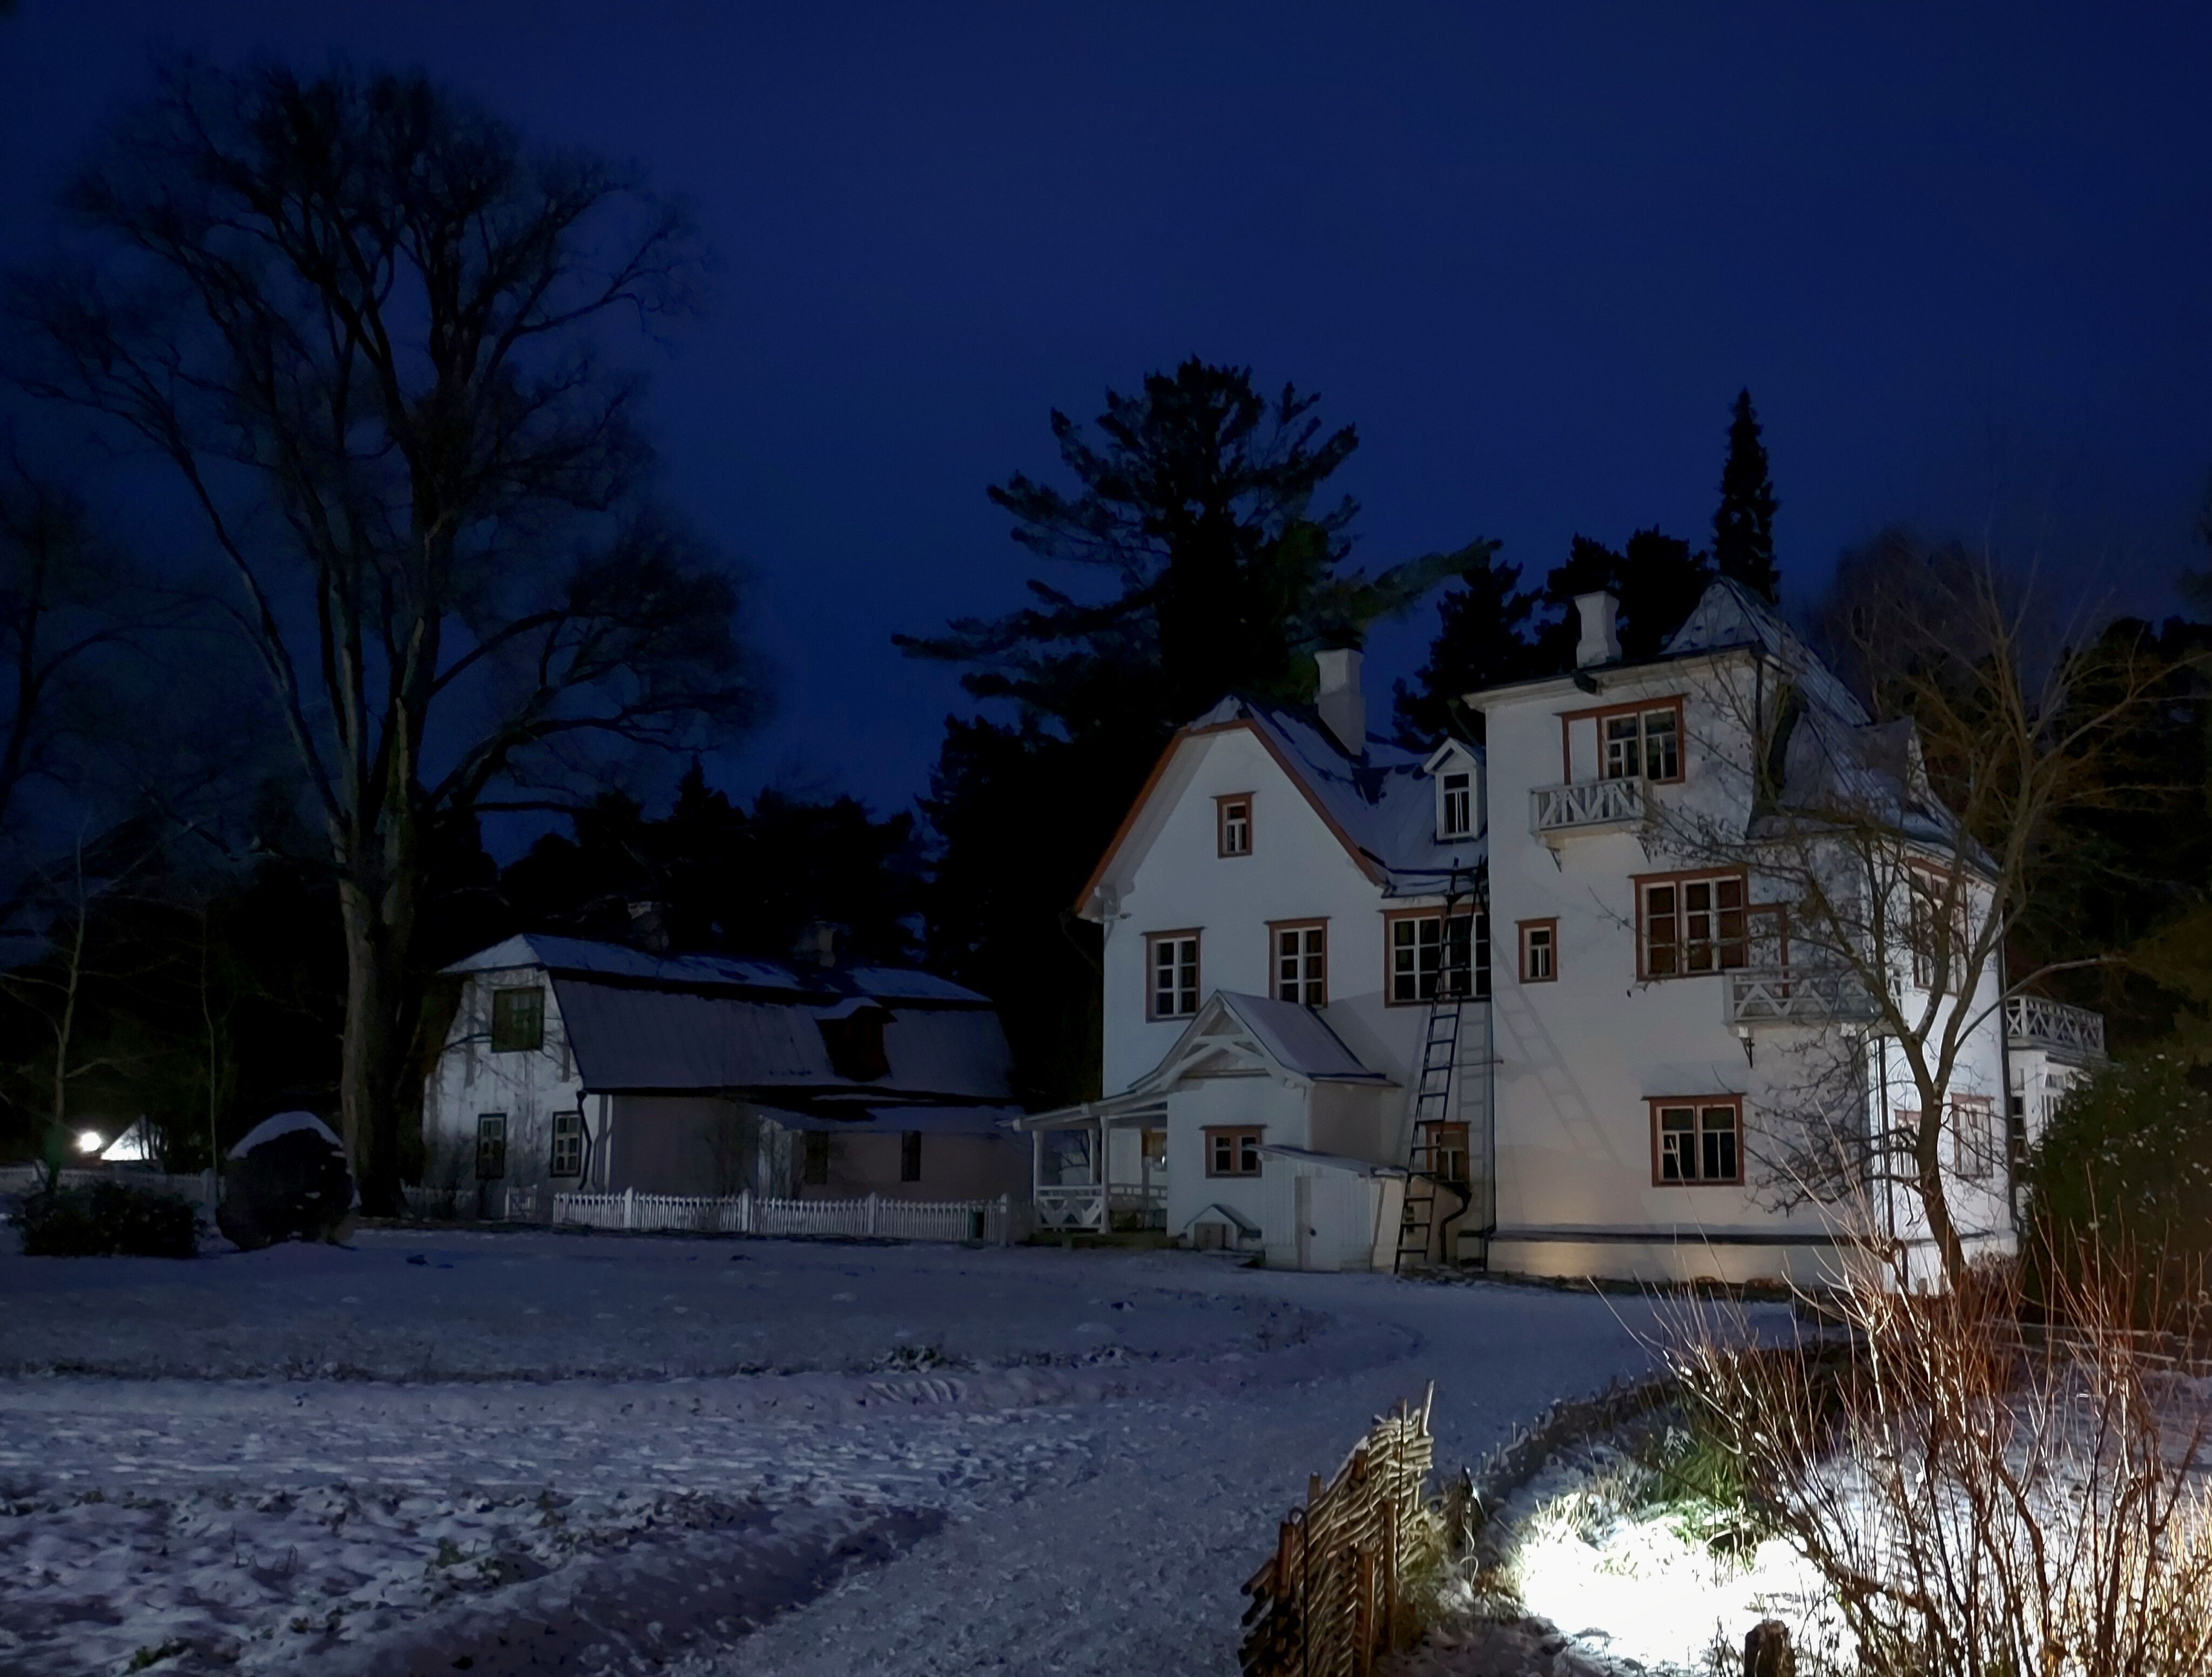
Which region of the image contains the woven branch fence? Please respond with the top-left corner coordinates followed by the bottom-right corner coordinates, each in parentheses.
top-left (1241, 1383), bottom-right (1442, 1677)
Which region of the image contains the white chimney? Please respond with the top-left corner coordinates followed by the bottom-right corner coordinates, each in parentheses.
top-left (1314, 646), bottom-right (1366, 755)
top-left (1575, 591), bottom-right (1622, 668)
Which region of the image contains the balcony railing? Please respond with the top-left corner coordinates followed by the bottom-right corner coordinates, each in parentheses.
top-left (1727, 968), bottom-right (1881, 1027)
top-left (2006, 995), bottom-right (2107, 1062)
top-left (1034, 1184), bottom-right (1105, 1231)
top-left (1530, 776), bottom-right (1645, 841)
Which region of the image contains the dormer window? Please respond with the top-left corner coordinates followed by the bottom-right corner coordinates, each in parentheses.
top-left (1216, 794), bottom-right (1253, 857)
top-left (1439, 772), bottom-right (1474, 840)
top-left (818, 1006), bottom-right (892, 1081)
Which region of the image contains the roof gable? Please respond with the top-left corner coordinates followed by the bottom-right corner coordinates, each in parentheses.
top-left (1129, 991), bottom-right (1394, 1095)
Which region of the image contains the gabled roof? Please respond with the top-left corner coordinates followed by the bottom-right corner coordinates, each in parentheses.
top-left (1078, 700), bottom-right (1485, 914)
top-left (441, 934), bottom-right (1012, 1106)
top-left (1129, 991), bottom-right (1395, 1094)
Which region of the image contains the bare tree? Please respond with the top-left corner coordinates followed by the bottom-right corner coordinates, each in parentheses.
top-left (1655, 561), bottom-right (2176, 1284)
top-left (9, 62), bottom-right (765, 1210)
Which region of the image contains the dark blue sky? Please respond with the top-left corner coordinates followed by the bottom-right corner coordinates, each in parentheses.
top-left (4, 3), bottom-right (2209, 821)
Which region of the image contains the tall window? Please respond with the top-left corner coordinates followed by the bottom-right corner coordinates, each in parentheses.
top-left (1653, 1098), bottom-right (1741, 1185)
top-left (549, 1111), bottom-right (583, 1178)
top-left (1910, 865), bottom-right (1973, 994)
top-left (1603, 705), bottom-right (1682, 782)
top-left (475, 1113), bottom-right (507, 1181)
top-left (1944, 1097), bottom-right (1998, 1181)
top-left (490, 987), bottom-right (545, 1052)
top-left (1519, 919), bottom-right (1557, 983)
top-left (1272, 921), bottom-right (1328, 1007)
top-left (1205, 1126), bottom-right (1264, 1177)
top-left (1216, 794), bottom-right (1253, 857)
top-left (1439, 771), bottom-right (1474, 840)
top-left (802, 1132), bottom-right (830, 1186)
top-left (901, 1130), bottom-right (923, 1183)
top-left (1147, 931), bottom-right (1201, 1019)
top-left (1639, 873), bottom-right (1748, 977)
top-left (1387, 910), bottom-right (1490, 1003)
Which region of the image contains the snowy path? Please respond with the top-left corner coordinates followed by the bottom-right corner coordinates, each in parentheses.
top-left (0, 1232), bottom-right (1669, 1675)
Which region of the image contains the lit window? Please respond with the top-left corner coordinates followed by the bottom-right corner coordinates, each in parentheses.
top-left (1519, 920), bottom-right (1556, 983)
top-left (1148, 932), bottom-right (1201, 1019)
top-left (1273, 922), bottom-right (1327, 1007)
top-left (549, 1111), bottom-right (583, 1178)
top-left (1439, 771), bottom-right (1474, 840)
top-left (1640, 874), bottom-right (1747, 978)
top-left (1602, 706), bottom-right (1683, 782)
top-left (1205, 1127), bottom-right (1264, 1177)
top-left (1217, 795), bottom-right (1253, 857)
top-left (475, 1113), bottom-right (507, 1181)
top-left (490, 988), bottom-right (545, 1052)
top-left (1654, 1099), bottom-right (1741, 1184)
top-left (1388, 910), bottom-right (1490, 1003)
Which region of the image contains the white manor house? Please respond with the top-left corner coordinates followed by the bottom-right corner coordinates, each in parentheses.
top-left (1019, 578), bottom-right (2105, 1284)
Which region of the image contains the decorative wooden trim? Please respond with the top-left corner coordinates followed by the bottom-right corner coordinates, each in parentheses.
top-left (1203, 1125), bottom-right (1266, 1178)
top-left (1266, 917), bottom-right (1330, 1007)
top-left (1072, 716), bottom-right (1387, 916)
top-left (1517, 917), bottom-right (1558, 983)
top-left (1215, 791), bottom-right (1256, 858)
top-left (1557, 693), bottom-right (1687, 785)
top-left (1144, 928), bottom-right (1203, 1021)
top-left (1630, 867), bottom-right (1750, 981)
top-left (1648, 1094), bottom-right (1744, 1187)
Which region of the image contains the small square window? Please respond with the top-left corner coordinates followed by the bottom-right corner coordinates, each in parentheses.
top-left (475, 1113), bottom-right (507, 1181)
top-left (1653, 1098), bottom-right (1741, 1185)
top-left (1519, 919), bottom-right (1556, 983)
top-left (549, 1111), bottom-right (583, 1178)
top-left (1217, 795), bottom-right (1253, 857)
top-left (901, 1130), bottom-right (922, 1183)
top-left (1205, 1126), bottom-right (1264, 1177)
top-left (490, 988), bottom-right (545, 1052)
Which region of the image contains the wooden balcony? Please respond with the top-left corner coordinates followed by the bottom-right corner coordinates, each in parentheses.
top-left (1727, 968), bottom-right (1880, 1027)
top-left (1529, 777), bottom-right (1645, 844)
top-left (2006, 995), bottom-right (2106, 1063)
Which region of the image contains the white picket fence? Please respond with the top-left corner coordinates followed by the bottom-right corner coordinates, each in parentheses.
top-left (550, 1187), bottom-right (1021, 1246)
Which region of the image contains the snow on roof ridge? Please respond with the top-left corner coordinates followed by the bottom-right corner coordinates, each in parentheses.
top-left (441, 932), bottom-right (990, 1006)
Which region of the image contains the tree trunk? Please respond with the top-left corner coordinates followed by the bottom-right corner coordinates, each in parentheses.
top-left (337, 868), bottom-right (416, 1218)
top-left (1913, 1106), bottom-right (1967, 1287)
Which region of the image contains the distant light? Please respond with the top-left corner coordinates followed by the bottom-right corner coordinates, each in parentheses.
top-left (75, 1130), bottom-right (103, 1155)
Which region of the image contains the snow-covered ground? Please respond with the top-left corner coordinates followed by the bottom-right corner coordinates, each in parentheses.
top-left (0, 1229), bottom-right (1685, 1676)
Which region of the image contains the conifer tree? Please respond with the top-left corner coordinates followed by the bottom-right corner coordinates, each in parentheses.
top-left (1711, 389), bottom-right (1781, 603)
top-left (1393, 550), bottom-right (1541, 743)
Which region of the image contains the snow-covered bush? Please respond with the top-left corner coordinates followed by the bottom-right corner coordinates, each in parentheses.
top-left (1664, 1248), bottom-right (2212, 1677)
top-left (18, 1179), bottom-right (201, 1257)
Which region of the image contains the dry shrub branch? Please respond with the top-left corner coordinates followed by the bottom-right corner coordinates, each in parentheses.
top-left (1665, 1240), bottom-right (2212, 1677)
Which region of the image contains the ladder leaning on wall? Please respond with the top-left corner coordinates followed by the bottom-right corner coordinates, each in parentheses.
top-left (1395, 870), bottom-right (1475, 1274)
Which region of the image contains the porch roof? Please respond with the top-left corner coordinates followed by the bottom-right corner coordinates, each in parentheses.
top-left (1256, 1144), bottom-right (1410, 1179)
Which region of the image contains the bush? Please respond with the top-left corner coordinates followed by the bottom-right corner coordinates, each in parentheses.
top-left (18, 1179), bottom-right (202, 1257)
top-left (2022, 1052), bottom-right (2212, 1320)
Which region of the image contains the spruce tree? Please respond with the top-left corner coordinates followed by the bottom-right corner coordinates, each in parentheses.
top-left (1711, 389), bottom-right (1780, 603)
top-left (1394, 550), bottom-right (1541, 743)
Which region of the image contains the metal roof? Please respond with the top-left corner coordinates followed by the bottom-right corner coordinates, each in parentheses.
top-left (759, 1104), bottom-right (1024, 1135)
top-left (1210, 991), bottom-right (1394, 1084)
top-left (547, 977), bottom-right (1014, 1100)
top-left (446, 933), bottom-right (989, 1006)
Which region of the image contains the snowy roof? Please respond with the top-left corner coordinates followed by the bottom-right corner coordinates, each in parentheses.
top-left (446, 933), bottom-right (988, 1007)
top-left (1210, 991), bottom-right (1393, 1084)
top-left (547, 978), bottom-right (1014, 1101)
top-left (1182, 699), bottom-right (1484, 898)
top-left (1662, 577), bottom-right (1871, 729)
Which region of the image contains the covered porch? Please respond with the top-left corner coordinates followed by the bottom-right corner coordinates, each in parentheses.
top-left (1011, 1093), bottom-right (1169, 1232)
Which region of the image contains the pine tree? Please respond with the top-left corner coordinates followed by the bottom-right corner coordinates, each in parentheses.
top-left (1711, 389), bottom-right (1780, 603)
top-left (1393, 550), bottom-right (1541, 743)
